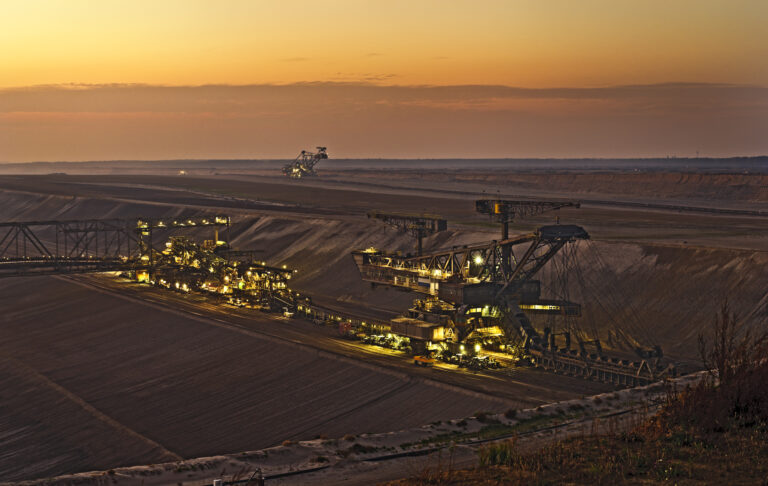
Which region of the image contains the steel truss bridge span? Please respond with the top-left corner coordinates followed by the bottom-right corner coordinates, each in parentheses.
top-left (353, 224), bottom-right (588, 306)
top-left (0, 216), bottom-right (230, 278)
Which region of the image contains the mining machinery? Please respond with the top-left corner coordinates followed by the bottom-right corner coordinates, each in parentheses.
top-left (135, 216), bottom-right (231, 278)
top-left (0, 216), bottom-right (229, 278)
top-left (0, 214), bottom-right (306, 314)
top-left (352, 201), bottom-right (675, 385)
top-left (149, 236), bottom-right (305, 312)
top-left (353, 224), bottom-right (587, 348)
top-left (367, 211), bottom-right (447, 256)
top-left (282, 147), bottom-right (328, 179)
top-left (476, 199), bottom-right (580, 239)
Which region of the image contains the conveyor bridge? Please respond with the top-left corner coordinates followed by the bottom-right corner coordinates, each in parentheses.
top-left (0, 216), bottom-right (230, 277)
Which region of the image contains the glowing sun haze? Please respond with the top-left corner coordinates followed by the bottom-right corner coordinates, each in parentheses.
top-left (0, 0), bottom-right (766, 161)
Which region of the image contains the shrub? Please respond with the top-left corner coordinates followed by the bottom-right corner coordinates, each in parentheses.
top-left (631, 301), bottom-right (768, 438)
top-left (349, 443), bottom-right (379, 454)
top-left (475, 411), bottom-right (499, 423)
top-left (479, 439), bottom-right (518, 467)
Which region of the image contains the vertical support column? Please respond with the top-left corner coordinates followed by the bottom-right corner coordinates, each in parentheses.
top-left (148, 226), bottom-right (153, 281)
top-left (501, 218), bottom-right (511, 277)
top-left (490, 240), bottom-right (498, 281)
top-left (417, 231), bottom-right (423, 257)
top-left (82, 222), bottom-right (89, 258)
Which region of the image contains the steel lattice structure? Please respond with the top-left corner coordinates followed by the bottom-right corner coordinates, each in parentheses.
top-left (353, 224), bottom-right (589, 304)
top-left (282, 147), bottom-right (328, 179)
top-left (367, 211), bottom-right (447, 255)
top-left (0, 216), bottom-right (230, 278)
top-left (476, 199), bottom-right (580, 239)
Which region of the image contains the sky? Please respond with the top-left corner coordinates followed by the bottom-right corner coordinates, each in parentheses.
top-left (0, 0), bottom-right (766, 161)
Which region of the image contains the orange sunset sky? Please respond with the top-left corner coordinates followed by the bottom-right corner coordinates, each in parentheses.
top-left (1, 0), bottom-right (766, 161)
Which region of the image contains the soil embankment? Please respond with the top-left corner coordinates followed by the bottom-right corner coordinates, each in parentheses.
top-left (338, 171), bottom-right (768, 207)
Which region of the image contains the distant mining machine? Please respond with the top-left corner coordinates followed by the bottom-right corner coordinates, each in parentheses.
top-left (282, 147), bottom-right (328, 179)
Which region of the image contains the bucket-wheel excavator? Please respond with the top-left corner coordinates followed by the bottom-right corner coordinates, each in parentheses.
top-left (354, 200), bottom-right (675, 385)
top-left (282, 147), bottom-right (328, 179)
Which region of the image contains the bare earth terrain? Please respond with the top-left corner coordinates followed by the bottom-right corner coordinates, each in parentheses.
top-left (0, 158), bottom-right (766, 482)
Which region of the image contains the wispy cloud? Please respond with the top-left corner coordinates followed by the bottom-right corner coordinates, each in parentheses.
top-left (329, 72), bottom-right (398, 83)
top-left (0, 82), bottom-right (765, 161)
top-left (3, 82), bottom-right (763, 113)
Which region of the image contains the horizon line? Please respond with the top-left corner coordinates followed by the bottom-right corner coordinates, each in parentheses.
top-left (2, 80), bottom-right (766, 92)
top-left (2, 155), bottom-right (767, 165)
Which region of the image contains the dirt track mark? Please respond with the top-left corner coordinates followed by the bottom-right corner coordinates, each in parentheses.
top-left (0, 356), bottom-right (183, 462)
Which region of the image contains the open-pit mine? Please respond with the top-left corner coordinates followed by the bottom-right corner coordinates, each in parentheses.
top-left (0, 157), bottom-right (766, 484)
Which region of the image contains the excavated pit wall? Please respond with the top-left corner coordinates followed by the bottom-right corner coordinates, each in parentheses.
top-left (322, 170), bottom-right (768, 210)
top-left (1, 189), bottom-right (766, 361)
